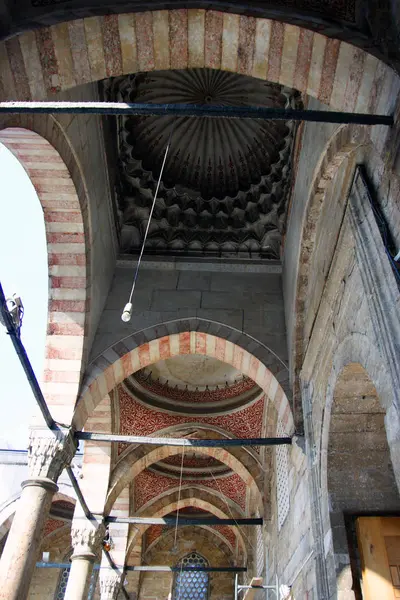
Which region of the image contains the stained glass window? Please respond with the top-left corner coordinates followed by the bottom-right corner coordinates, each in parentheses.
top-left (173, 553), bottom-right (209, 600)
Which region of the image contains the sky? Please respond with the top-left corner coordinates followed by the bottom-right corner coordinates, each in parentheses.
top-left (0, 142), bottom-right (48, 449)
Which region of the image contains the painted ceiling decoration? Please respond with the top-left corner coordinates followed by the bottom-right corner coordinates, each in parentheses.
top-left (106, 68), bottom-right (301, 258)
top-left (117, 384), bottom-right (265, 456)
top-left (134, 469), bottom-right (247, 511)
top-left (145, 521), bottom-right (237, 553)
top-left (151, 451), bottom-right (231, 479)
top-left (127, 355), bottom-right (259, 414)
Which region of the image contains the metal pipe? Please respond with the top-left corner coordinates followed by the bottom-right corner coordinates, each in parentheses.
top-left (76, 432), bottom-right (292, 447)
top-left (105, 516), bottom-right (263, 526)
top-left (36, 563), bottom-right (247, 572)
top-left (65, 466), bottom-right (92, 520)
top-left (0, 102), bottom-right (394, 125)
top-left (0, 281), bottom-right (55, 430)
top-left (238, 586), bottom-right (277, 590)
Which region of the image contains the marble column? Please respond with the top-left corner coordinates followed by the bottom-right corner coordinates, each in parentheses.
top-left (100, 568), bottom-right (123, 600)
top-left (64, 519), bottom-right (105, 600)
top-left (0, 428), bottom-right (76, 600)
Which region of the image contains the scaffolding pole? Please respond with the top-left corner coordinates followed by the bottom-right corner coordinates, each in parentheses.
top-left (76, 431), bottom-right (292, 446)
top-left (105, 516), bottom-right (263, 526)
top-left (36, 563), bottom-right (247, 573)
top-left (0, 101), bottom-right (394, 125)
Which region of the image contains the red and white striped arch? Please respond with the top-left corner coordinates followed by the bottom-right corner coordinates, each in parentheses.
top-left (74, 331), bottom-right (294, 435)
top-left (0, 127), bottom-right (87, 425)
top-left (0, 10), bottom-right (398, 120)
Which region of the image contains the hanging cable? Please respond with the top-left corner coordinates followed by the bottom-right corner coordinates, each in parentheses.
top-left (173, 446), bottom-right (185, 552)
top-left (174, 448), bottom-right (185, 600)
top-left (207, 467), bottom-right (256, 556)
top-left (121, 122), bottom-right (176, 322)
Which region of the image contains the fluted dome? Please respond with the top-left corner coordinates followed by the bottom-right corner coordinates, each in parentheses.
top-left (107, 68), bottom-right (300, 258)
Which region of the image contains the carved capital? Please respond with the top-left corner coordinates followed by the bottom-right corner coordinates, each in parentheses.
top-left (71, 520), bottom-right (106, 560)
top-left (100, 570), bottom-right (122, 600)
top-left (28, 427), bottom-right (77, 481)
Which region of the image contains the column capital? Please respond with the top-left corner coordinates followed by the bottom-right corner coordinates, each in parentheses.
top-left (28, 427), bottom-right (77, 481)
top-left (99, 569), bottom-right (122, 600)
top-left (71, 520), bottom-right (106, 561)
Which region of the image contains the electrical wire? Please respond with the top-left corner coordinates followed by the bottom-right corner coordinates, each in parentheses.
top-left (126, 122), bottom-right (176, 307)
top-left (173, 446), bottom-right (185, 552)
top-left (207, 467), bottom-right (256, 556)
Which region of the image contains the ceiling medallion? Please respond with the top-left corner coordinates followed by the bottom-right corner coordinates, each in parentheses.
top-left (106, 68), bottom-right (301, 258)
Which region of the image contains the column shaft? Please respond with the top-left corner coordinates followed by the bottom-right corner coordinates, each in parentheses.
top-left (64, 556), bottom-right (95, 600)
top-left (64, 519), bottom-right (105, 600)
top-left (0, 478), bottom-right (57, 600)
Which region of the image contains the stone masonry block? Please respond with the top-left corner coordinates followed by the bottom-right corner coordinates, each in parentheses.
top-left (177, 271), bottom-right (211, 290)
top-left (210, 271), bottom-right (282, 294)
top-left (151, 290), bottom-right (201, 310)
top-left (196, 308), bottom-right (243, 331)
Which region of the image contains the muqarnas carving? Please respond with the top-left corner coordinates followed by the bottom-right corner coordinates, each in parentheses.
top-left (107, 68), bottom-right (301, 259)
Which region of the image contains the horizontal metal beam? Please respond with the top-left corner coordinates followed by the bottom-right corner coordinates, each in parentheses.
top-left (238, 586), bottom-right (275, 590)
top-left (105, 516), bottom-right (262, 526)
top-left (0, 102), bottom-right (393, 125)
top-left (76, 432), bottom-right (292, 447)
top-left (36, 563), bottom-right (247, 573)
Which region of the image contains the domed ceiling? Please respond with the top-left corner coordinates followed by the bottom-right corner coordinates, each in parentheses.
top-left (141, 355), bottom-right (245, 390)
top-left (124, 354), bottom-right (261, 414)
top-left (106, 68), bottom-right (301, 258)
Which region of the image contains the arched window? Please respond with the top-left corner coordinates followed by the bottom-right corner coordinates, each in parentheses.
top-left (54, 567), bottom-right (69, 600)
top-left (173, 553), bottom-right (209, 600)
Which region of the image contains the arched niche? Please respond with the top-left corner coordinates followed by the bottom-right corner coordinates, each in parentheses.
top-left (326, 363), bottom-right (399, 599)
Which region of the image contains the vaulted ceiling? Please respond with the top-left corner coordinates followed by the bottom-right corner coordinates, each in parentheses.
top-left (111, 353), bottom-right (266, 557)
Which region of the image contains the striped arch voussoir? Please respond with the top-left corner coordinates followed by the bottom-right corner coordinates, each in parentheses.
top-left (0, 10), bottom-right (397, 119)
top-left (0, 127), bottom-right (87, 425)
top-left (75, 330), bottom-right (294, 435)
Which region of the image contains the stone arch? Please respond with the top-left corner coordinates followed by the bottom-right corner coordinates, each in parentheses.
top-left (321, 332), bottom-right (399, 492)
top-left (115, 422), bottom-right (263, 476)
top-left (0, 484), bottom-right (76, 545)
top-left (126, 494), bottom-right (246, 558)
top-left (137, 486), bottom-right (245, 520)
top-left (3, 4), bottom-right (400, 72)
top-left (289, 124), bottom-right (371, 424)
top-left (320, 334), bottom-right (400, 598)
top-left (0, 489), bottom-right (76, 568)
top-left (145, 524), bottom-right (236, 561)
top-left (106, 442), bottom-right (262, 515)
top-left (140, 526), bottom-right (235, 599)
top-left (74, 328), bottom-right (294, 437)
top-left (0, 126), bottom-right (89, 424)
top-left (0, 10), bottom-right (397, 120)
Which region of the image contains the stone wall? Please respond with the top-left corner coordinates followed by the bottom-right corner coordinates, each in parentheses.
top-left (0, 80), bottom-right (118, 371)
top-left (300, 156), bottom-right (400, 598)
top-left (283, 99), bottom-right (339, 381)
top-left (53, 82), bottom-right (118, 359)
top-left (90, 260), bottom-right (287, 367)
top-left (139, 528), bottom-right (234, 600)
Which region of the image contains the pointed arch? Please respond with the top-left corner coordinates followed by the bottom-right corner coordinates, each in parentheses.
top-left (74, 329), bottom-right (294, 437)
